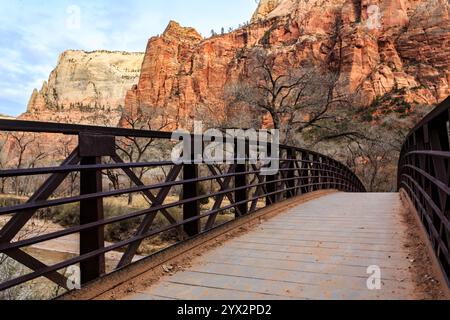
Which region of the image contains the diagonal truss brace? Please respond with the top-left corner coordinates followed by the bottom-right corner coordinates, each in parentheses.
top-left (116, 163), bottom-right (183, 269)
top-left (204, 164), bottom-right (239, 231)
top-left (0, 149), bottom-right (81, 289)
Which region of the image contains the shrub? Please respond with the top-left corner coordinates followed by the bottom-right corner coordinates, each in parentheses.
top-left (0, 255), bottom-right (42, 300)
top-left (0, 196), bottom-right (25, 207)
top-left (198, 183), bottom-right (210, 206)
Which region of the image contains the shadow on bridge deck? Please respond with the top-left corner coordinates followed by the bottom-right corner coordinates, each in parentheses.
top-left (117, 192), bottom-right (448, 300)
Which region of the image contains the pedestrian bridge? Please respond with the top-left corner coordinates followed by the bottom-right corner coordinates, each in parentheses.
top-left (0, 98), bottom-right (450, 300)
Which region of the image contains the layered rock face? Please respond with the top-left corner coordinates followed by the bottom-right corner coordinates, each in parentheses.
top-left (252, 0), bottom-right (285, 21)
top-left (20, 0), bottom-right (450, 129)
top-left (338, 0), bottom-right (450, 105)
top-left (24, 50), bottom-right (144, 125)
top-left (125, 0), bottom-right (450, 128)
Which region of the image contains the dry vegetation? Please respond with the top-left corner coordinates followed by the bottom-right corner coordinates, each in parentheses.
top-left (223, 49), bottom-right (429, 192)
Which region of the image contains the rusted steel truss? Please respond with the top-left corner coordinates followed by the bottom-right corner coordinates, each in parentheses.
top-left (398, 96), bottom-right (450, 286)
top-left (0, 119), bottom-right (365, 293)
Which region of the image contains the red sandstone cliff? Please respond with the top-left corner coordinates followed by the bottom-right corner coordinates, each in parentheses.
top-left (125, 0), bottom-right (450, 127)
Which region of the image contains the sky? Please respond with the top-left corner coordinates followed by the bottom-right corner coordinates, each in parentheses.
top-left (0, 0), bottom-right (258, 116)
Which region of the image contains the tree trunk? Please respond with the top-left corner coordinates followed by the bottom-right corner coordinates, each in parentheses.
top-left (128, 189), bottom-right (134, 206)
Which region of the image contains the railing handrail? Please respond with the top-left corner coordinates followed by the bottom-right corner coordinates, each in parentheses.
top-left (0, 118), bottom-right (173, 139)
top-left (0, 118), bottom-right (360, 166)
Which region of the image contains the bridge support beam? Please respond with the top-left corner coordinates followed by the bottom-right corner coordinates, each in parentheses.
top-left (286, 149), bottom-right (296, 199)
top-left (266, 174), bottom-right (277, 206)
top-left (79, 156), bottom-right (105, 284)
top-left (300, 153), bottom-right (309, 195)
top-left (183, 163), bottom-right (201, 237)
top-left (312, 155), bottom-right (320, 192)
top-left (235, 138), bottom-right (248, 217)
top-left (235, 164), bottom-right (248, 217)
top-left (78, 134), bottom-right (115, 285)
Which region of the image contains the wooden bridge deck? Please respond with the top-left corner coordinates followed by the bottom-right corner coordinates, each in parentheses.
top-left (124, 193), bottom-right (441, 300)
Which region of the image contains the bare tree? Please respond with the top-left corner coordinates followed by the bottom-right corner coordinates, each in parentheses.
top-left (310, 105), bottom-right (429, 192)
top-left (117, 107), bottom-right (174, 205)
top-left (194, 100), bottom-right (262, 131)
top-left (56, 137), bottom-right (79, 196)
top-left (231, 49), bottom-right (350, 144)
top-left (0, 134), bottom-right (9, 194)
top-left (8, 133), bottom-right (47, 196)
top-left (344, 133), bottom-right (399, 192)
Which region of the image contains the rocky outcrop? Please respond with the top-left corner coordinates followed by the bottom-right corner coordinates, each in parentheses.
top-left (338, 0), bottom-right (450, 105)
top-left (125, 0), bottom-right (450, 128)
top-left (21, 0), bottom-right (450, 129)
top-left (395, 0), bottom-right (450, 103)
top-left (24, 50), bottom-right (144, 125)
top-left (125, 16), bottom-right (309, 126)
top-left (252, 0), bottom-right (285, 22)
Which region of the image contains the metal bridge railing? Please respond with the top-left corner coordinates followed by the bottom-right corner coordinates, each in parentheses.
top-left (0, 119), bottom-right (365, 294)
top-left (398, 96), bottom-right (450, 285)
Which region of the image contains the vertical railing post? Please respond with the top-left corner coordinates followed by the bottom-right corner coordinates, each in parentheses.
top-left (323, 158), bottom-right (328, 189)
top-left (265, 174), bottom-right (276, 205)
top-left (183, 140), bottom-right (200, 237)
top-left (423, 124), bottom-right (434, 223)
top-left (347, 171), bottom-right (352, 192)
top-left (80, 156), bottom-right (105, 284)
top-left (235, 138), bottom-right (248, 216)
top-left (337, 163), bottom-right (345, 191)
top-left (286, 148), bottom-right (296, 198)
top-left (312, 155), bottom-right (320, 191)
top-left (78, 134), bottom-right (115, 285)
top-left (329, 159), bottom-right (335, 190)
top-left (300, 153), bottom-right (309, 194)
top-left (265, 139), bottom-right (278, 205)
top-left (345, 165), bottom-right (351, 192)
top-left (343, 164), bottom-right (350, 192)
top-left (328, 160), bottom-right (339, 189)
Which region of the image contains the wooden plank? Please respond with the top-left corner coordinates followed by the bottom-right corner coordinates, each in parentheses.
top-left (235, 234), bottom-right (406, 247)
top-left (186, 264), bottom-right (416, 292)
top-left (145, 282), bottom-right (295, 300)
top-left (123, 293), bottom-right (177, 300)
top-left (159, 271), bottom-right (409, 300)
top-left (121, 193), bottom-right (427, 300)
top-left (199, 255), bottom-right (410, 281)
top-left (244, 229), bottom-right (406, 245)
top-left (261, 224), bottom-right (403, 233)
top-left (230, 236), bottom-right (407, 254)
top-left (259, 227), bottom-right (406, 239)
top-left (224, 242), bottom-right (409, 261)
top-left (203, 247), bottom-right (412, 270)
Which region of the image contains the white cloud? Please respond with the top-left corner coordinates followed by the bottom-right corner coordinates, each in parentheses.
top-left (0, 0), bottom-right (257, 116)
